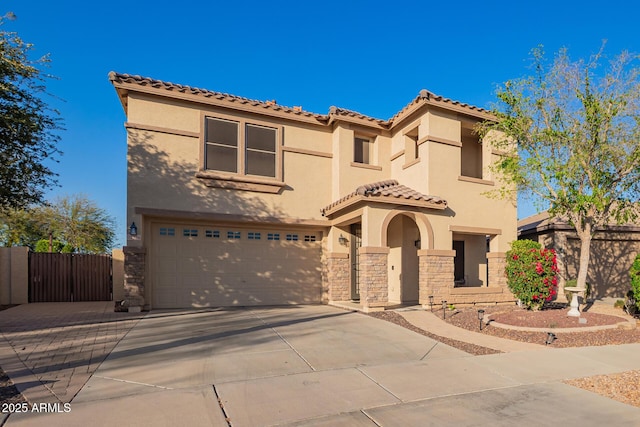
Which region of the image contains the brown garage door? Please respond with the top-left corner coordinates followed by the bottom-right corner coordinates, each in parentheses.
top-left (149, 223), bottom-right (323, 308)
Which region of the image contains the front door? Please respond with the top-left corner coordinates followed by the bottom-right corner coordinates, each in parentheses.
top-left (453, 240), bottom-right (465, 285)
top-left (350, 223), bottom-right (362, 300)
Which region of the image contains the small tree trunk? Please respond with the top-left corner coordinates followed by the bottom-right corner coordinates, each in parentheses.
top-left (575, 227), bottom-right (593, 292)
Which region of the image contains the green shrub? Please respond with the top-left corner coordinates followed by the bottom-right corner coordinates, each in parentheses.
top-left (35, 239), bottom-right (64, 253)
top-left (505, 239), bottom-right (559, 310)
top-left (614, 300), bottom-right (625, 309)
top-left (61, 244), bottom-right (75, 253)
top-left (630, 254), bottom-right (640, 311)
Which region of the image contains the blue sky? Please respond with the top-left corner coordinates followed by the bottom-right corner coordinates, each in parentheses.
top-left (7, 1), bottom-right (640, 246)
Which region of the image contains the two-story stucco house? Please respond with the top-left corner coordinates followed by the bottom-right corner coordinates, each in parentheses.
top-left (110, 72), bottom-right (517, 312)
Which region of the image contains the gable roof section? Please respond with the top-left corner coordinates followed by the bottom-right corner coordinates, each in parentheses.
top-left (109, 72), bottom-right (493, 129)
top-left (322, 180), bottom-right (447, 217)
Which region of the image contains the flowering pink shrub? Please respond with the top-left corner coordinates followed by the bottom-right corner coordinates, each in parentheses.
top-left (505, 240), bottom-right (559, 310)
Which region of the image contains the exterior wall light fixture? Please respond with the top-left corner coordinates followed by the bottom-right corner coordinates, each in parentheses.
top-left (129, 222), bottom-right (138, 237)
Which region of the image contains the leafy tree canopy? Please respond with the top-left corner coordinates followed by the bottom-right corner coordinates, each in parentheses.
top-left (480, 45), bottom-right (640, 290)
top-left (0, 12), bottom-right (61, 210)
top-left (0, 194), bottom-right (117, 254)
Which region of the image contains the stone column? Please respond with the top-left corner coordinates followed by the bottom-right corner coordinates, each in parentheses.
top-left (487, 252), bottom-right (511, 293)
top-left (326, 253), bottom-right (350, 302)
top-left (123, 246), bottom-right (146, 310)
top-left (418, 249), bottom-right (455, 305)
top-left (358, 247), bottom-right (389, 312)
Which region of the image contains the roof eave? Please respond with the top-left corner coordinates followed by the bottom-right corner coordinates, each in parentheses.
top-left (109, 73), bottom-right (329, 126)
top-left (322, 195), bottom-right (446, 218)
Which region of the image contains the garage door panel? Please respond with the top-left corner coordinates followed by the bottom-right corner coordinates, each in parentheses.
top-left (150, 224), bottom-right (322, 308)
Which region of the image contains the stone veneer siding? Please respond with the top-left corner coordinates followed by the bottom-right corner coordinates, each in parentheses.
top-left (418, 250), bottom-right (454, 304)
top-left (417, 250), bottom-right (515, 306)
top-left (358, 247), bottom-right (389, 310)
top-left (123, 246), bottom-right (146, 307)
top-left (326, 253), bottom-right (350, 301)
top-left (487, 252), bottom-right (508, 289)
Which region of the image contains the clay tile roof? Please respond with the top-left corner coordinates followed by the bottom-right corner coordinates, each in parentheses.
top-left (328, 106), bottom-right (389, 127)
top-left (388, 89), bottom-right (492, 125)
top-left (109, 72), bottom-right (328, 121)
top-left (109, 72), bottom-right (491, 129)
top-left (322, 180), bottom-right (447, 216)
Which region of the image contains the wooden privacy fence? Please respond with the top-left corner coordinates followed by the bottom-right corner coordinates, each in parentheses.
top-left (29, 253), bottom-right (112, 302)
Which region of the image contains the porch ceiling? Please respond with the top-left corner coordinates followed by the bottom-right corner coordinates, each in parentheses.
top-left (321, 180), bottom-right (447, 217)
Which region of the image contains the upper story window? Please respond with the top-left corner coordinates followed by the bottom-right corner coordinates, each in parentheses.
top-left (205, 117), bottom-right (278, 178)
top-left (354, 136), bottom-right (373, 164)
top-left (460, 125), bottom-right (483, 179)
top-left (404, 127), bottom-right (419, 163)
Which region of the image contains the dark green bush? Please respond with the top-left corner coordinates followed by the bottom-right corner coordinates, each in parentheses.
top-left (630, 254), bottom-right (640, 311)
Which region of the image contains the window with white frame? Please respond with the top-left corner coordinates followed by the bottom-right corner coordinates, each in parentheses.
top-left (205, 117), bottom-right (279, 178)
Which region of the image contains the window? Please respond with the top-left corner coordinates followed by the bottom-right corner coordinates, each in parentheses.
top-left (404, 128), bottom-right (419, 163)
top-left (205, 117), bottom-right (278, 178)
top-left (460, 126), bottom-right (483, 179)
top-left (159, 227), bottom-right (175, 236)
top-left (304, 235), bottom-right (316, 242)
top-left (267, 233), bottom-right (280, 241)
top-left (246, 124), bottom-right (276, 177)
top-left (183, 229), bottom-right (198, 237)
top-left (248, 232), bottom-right (261, 240)
top-left (354, 137), bottom-right (373, 164)
top-left (286, 234), bottom-right (299, 241)
top-left (205, 230), bottom-right (220, 238)
top-left (205, 117), bottom-right (238, 173)
top-left (227, 231), bottom-right (241, 239)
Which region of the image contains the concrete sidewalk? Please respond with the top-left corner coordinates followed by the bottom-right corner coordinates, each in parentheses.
top-left (1, 304), bottom-right (639, 426)
top-left (0, 302), bottom-right (144, 405)
top-left (396, 308), bottom-right (546, 352)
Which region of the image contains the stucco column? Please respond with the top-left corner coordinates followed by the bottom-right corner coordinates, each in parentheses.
top-left (123, 246), bottom-right (146, 309)
top-left (358, 247), bottom-right (389, 312)
top-left (418, 249), bottom-right (455, 305)
top-left (326, 253), bottom-right (350, 301)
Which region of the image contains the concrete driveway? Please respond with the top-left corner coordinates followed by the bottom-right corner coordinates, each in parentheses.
top-left (3, 304), bottom-right (640, 426)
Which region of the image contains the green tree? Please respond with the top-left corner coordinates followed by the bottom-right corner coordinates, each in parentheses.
top-left (0, 207), bottom-right (41, 247)
top-left (0, 12), bottom-right (61, 210)
top-left (480, 46), bottom-right (640, 291)
top-left (0, 194), bottom-right (116, 253)
top-left (43, 195), bottom-right (116, 254)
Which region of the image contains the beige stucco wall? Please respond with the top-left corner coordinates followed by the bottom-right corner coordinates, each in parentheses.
top-left (0, 247), bottom-right (29, 305)
top-left (125, 90), bottom-right (516, 251)
top-left (527, 228), bottom-right (640, 299)
top-left (126, 94), bottom-right (335, 248)
top-left (112, 248), bottom-right (125, 301)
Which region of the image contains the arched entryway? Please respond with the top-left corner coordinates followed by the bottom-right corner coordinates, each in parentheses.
top-left (383, 211), bottom-right (432, 305)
